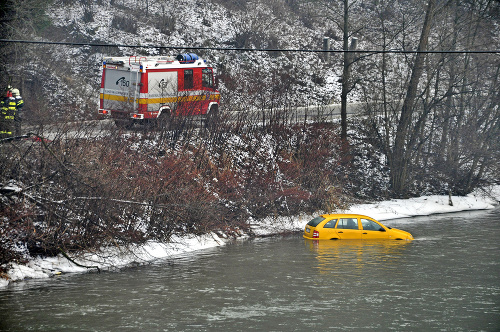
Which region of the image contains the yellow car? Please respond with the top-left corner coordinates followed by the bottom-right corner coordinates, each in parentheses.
top-left (303, 214), bottom-right (413, 241)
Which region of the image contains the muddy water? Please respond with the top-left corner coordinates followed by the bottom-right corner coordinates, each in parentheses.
top-left (1, 209), bottom-right (499, 331)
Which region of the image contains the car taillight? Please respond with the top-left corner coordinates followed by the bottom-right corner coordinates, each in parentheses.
top-left (313, 230), bottom-right (319, 238)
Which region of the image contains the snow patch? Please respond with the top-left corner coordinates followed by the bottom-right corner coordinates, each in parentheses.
top-left (2, 185), bottom-right (499, 287)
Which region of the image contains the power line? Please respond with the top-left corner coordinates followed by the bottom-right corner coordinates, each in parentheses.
top-left (1, 39), bottom-right (499, 54)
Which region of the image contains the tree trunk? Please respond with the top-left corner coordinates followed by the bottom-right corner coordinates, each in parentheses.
top-left (390, 0), bottom-right (436, 197)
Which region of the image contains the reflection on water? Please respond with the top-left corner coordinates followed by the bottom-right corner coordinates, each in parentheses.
top-left (305, 239), bottom-right (411, 274)
top-left (1, 209), bottom-right (499, 331)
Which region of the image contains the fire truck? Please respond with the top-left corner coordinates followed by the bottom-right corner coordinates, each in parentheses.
top-left (99, 53), bottom-right (220, 128)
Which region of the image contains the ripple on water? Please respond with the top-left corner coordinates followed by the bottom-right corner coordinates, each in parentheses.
top-left (1, 211), bottom-right (499, 331)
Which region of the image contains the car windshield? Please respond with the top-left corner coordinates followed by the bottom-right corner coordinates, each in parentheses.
top-left (307, 216), bottom-right (325, 227)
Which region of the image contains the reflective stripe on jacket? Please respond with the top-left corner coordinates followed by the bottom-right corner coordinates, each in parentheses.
top-left (7, 98), bottom-right (16, 111)
top-left (15, 96), bottom-right (23, 109)
top-left (1, 97), bottom-right (17, 120)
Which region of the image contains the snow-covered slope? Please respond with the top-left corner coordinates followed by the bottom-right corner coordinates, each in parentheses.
top-left (38, 0), bottom-right (342, 117)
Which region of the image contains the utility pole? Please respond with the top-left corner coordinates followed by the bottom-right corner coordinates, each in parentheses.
top-left (323, 37), bottom-right (330, 63)
top-left (340, 0), bottom-right (360, 143)
top-left (340, 23), bottom-right (357, 144)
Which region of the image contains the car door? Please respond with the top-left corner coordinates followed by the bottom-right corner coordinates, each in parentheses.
top-left (360, 218), bottom-right (390, 239)
top-left (335, 218), bottom-right (361, 239)
top-left (319, 218), bottom-right (339, 239)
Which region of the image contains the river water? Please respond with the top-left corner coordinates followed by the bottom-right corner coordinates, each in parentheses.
top-left (1, 209), bottom-right (499, 331)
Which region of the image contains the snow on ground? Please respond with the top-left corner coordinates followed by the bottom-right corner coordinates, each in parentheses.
top-left (1, 185), bottom-right (499, 288)
top-left (251, 185), bottom-right (500, 236)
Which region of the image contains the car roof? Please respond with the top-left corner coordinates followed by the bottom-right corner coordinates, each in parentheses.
top-left (321, 213), bottom-right (375, 219)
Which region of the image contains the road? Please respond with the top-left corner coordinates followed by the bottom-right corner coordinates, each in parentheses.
top-left (229, 102), bottom-right (366, 123)
top-left (15, 102), bottom-right (368, 141)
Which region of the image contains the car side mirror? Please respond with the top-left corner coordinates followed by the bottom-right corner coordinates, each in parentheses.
top-left (379, 228), bottom-right (386, 232)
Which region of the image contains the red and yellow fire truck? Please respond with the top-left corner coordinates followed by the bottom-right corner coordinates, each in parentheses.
top-left (99, 53), bottom-right (220, 128)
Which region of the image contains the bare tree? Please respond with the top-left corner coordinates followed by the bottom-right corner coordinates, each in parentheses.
top-left (362, 0), bottom-right (499, 196)
top-left (389, 0), bottom-right (436, 197)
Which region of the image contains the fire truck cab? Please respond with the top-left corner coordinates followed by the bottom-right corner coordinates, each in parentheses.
top-left (99, 53), bottom-right (220, 128)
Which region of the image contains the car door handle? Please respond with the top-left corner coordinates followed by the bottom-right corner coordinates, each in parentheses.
top-left (363, 232), bottom-right (367, 234)
top-left (338, 231), bottom-right (343, 233)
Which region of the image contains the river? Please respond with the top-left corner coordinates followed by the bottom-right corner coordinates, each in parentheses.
top-left (1, 209), bottom-right (499, 331)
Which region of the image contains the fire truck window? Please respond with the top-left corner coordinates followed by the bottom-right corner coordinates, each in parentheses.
top-left (202, 68), bottom-right (213, 88)
top-left (184, 70), bottom-right (193, 89)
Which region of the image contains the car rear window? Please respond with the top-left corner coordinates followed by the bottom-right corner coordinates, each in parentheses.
top-left (307, 216), bottom-right (325, 227)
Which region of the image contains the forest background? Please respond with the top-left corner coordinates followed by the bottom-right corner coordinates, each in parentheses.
top-left (0, 0), bottom-right (498, 271)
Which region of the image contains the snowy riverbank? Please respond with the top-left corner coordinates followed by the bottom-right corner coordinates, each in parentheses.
top-left (2, 185), bottom-right (499, 288)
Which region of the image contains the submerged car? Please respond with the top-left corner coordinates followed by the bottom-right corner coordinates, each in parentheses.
top-left (303, 214), bottom-right (413, 241)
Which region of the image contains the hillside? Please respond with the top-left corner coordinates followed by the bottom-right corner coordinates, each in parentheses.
top-left (1, 1), bottom-right (497, 122)
top-left (3, 0), bottom-right (347, 121)
top-left (0, 0), bottom-right (498, 273)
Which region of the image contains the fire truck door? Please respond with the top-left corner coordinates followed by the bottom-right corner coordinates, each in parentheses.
top-left (103, 68), bottom-right (140, 112)
top-left (148, 71), bottom-right (178, 112)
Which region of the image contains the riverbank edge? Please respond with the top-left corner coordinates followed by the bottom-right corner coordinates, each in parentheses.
top-left (1, 185), bottom-right (499, 288)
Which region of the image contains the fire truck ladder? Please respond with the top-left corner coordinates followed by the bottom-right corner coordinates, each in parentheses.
top-left (133, 70), bottom-right (139, 112)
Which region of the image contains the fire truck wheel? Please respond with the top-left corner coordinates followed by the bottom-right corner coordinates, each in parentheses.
top-left (205, 106), bottom-right (219, 130)
top-left (114, 119), bottom-right (134, 129)
top-left (156, 111), bottom-right (171, 129)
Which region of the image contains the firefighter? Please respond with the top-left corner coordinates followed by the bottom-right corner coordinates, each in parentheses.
top-left (11, 88), bottom-right (24, 135)
top-left (0, 89), bottom-right (17, 138)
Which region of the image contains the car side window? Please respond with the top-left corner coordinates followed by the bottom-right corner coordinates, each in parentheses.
top-left (323, 219), bottom-right (338, 228)
top-left (361, 218), bottom-right (383, 231)
top-left (337, 218), bottom-right (358, 230)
